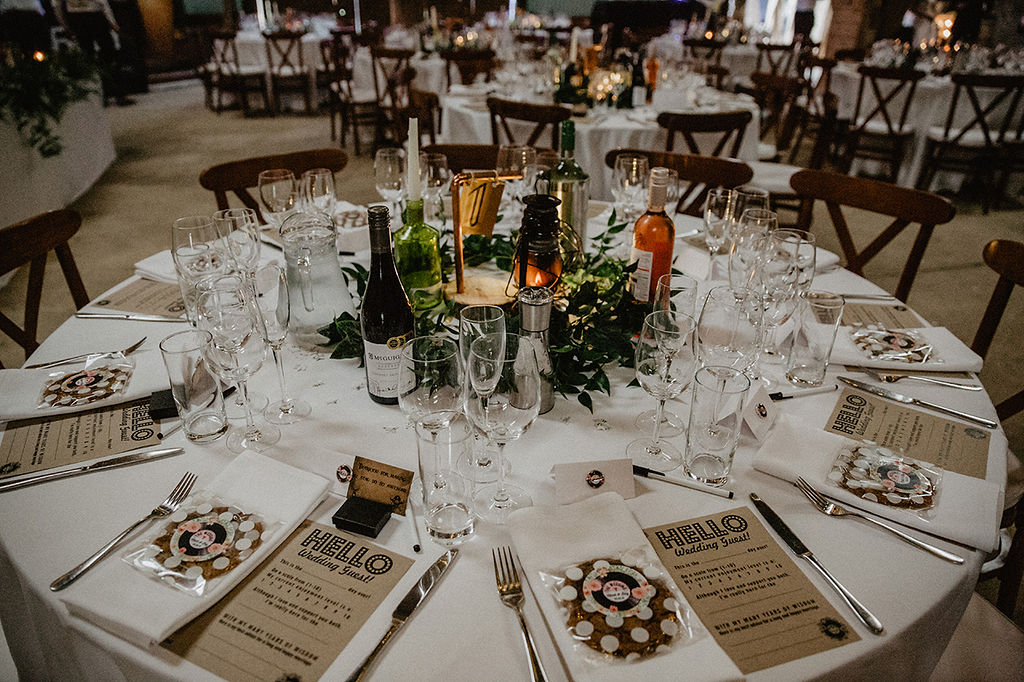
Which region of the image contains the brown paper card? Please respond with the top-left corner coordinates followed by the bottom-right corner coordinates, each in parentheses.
top-left (349, 456), bottom-right (414, 515)
top-left (163, 521), bottom-right (413, 682)
top-left (459, 177), bottom-right (505, 236)
top-left (93, 279), bottom-right (185, 317)
top-left (0, 399), bottom-right (161, 479)
top-left (825, 387), bottom-right (990, 478)
top-left (645, 507), bottom-right (859, 674)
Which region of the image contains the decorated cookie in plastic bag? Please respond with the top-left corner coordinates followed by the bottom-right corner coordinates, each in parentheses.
top-left (849, 325), bottom-right (934, 364)
top-left (40, 365), bottom-right (133, 408)
top-left (829, 442), bottom-right (938, 511)
top-left (558, 554), bottom-right (682, 659)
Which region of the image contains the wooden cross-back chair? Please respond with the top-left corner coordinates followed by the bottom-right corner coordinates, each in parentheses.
top-left (209, 30), bottom-right (269, 115)
top-left (916, 72), bottom-right (1024, 213)
top-left (264, 30), bottom-right (311, 113)
top-left (683, 38), bottom-right (726, 65)
top-left (747, 71), bottom-right (804, 150)
top-left (755, 42), bottom-right (797, 75)
top-left (408, 88), bottom-right (441, 145)
top-left (788, 55), bottom-right (837, 163)
top-left (0, 209), bottom-right (90, 366)
top-left (791, 169), bottom-right (955, 301)
top-left (845, 65), bottom-right (926, 184)
top-left (486, 97), bottom-right (571, 148)
top-left (972, 239), bottom-right (1024, 421)
top-left (320, 36), bottom-right (379, 154)
top-left (370, 47), bottom-right (414, 104)
top-left (440, 48), bottom-right (496, 87)
top-left (198, 148), bottom-right (348, 224)
top-left (423, 144), bottom-right (500, 173)
top-left (656, 110), bottom-right (753, 157)
top-left (380, 65), bottom-right (417, 144)
top-left (603, 149), bottom-right (754, 216)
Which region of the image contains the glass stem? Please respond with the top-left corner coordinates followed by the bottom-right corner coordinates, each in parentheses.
top-left (651, 399), bottom-right (667, 446)
top-left (239, 379), bottom-right (261, 442)
top-left (493, 441), bottom-right (509, 504)
top-left (429, 428), bottom-right (444, 490)
top-left (272, 347), bottom-right (293, 412)
top-left (763, 322), bottom-right (779, 355)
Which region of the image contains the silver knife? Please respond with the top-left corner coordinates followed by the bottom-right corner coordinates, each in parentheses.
top-left (838, 376), bottom-right (997, 429)
top-left (750, 492), bottom-right (884, 635)
top-left (0, 446), bottom-right (184, 493)
top-left (840, 293), bottom-right (898, 301)
top-left (346, 550), bottom-right (459, 682)
top-left (75, 312), bottom-right (187, 322)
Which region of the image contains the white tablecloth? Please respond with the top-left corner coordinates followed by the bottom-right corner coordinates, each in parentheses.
top-left (0, 211), bottom-right (1007, 681)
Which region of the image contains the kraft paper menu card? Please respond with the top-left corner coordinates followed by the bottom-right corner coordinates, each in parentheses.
top-left (0, 398), bottom-right (160, 479)
top-left (92, 278), bottom-right (185, 317)
top-left (644, 508), bottom-right (859, 674)
top-left (825, 387), bottom-right (990, 479)
top-left (163, 521), bottom-right (413, 682)
top-left (835, 302), bottom-right (922, 328)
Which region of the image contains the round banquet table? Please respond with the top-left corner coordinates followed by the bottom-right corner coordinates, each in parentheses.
top-left (439, 95), bottom-right (761, 202)
top-left (0, 210), bottom-right (1008, 681)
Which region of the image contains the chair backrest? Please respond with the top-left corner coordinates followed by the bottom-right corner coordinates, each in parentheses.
top-left (799, 55), bottom-right (837, 118)
top-left (263, 30), bottom-right (306, 77)
top-left (371, 47), bottom-right (414, 102)
top-left (383, 65), bottom-right (418, 142)
top-left (210, 30), bottom-right (240, 76)
top-left (834, 47), bottom-right (866, 62)
top-left (603, 149), bottom-right (754, 216)
top-left (851, 65), bottom-right (926, 136)
top-left (748, 71), bottom-right (804, 143)
top-left (440, 48), bottom-right (496, 87)
top-left (198, 148), bottom-right (349, 223)
top-left (755, 42), bottom-right (797, 75)
top-left (409, 88), bottom-right (441, 145)
top-left (790, 169), bottom-right (955, 300)
top-left (700, 63), bottom-right (730, 90)
top-left (934, 73), bottom-right (1024, 152)
top-left (422, 143), bottom-right (500, 173)
top-left (656, 110), bottom-right (753, 156)
top-left (0, 209), bottom-right (90, 364)
top-left (486, 97), bottom-right (572, 148)
top-left (683, 38), bottom-right (726, 65)
top-left (972, 239), bottom-right (1024, 420)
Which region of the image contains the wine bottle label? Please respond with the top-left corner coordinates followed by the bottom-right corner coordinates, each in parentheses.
top-left (364, 336), bottom-right (409, 399)
top-left (629, 247), bottom-right (654, 302)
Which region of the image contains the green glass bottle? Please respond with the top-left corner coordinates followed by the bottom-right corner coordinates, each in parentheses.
top-left (548, 120), bottom-right (590, 244)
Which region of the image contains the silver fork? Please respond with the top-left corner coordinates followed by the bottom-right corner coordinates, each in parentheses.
top-left (794, 477), bottom-right (964, 564)
top-left (51, 471), bottom-right (197, 591)
top-left (857, 367), bottom-right (982, 391)
top-left (25, 337), bottom-right (148, 370)
top-left (493, 547), bottom-right (547, 682)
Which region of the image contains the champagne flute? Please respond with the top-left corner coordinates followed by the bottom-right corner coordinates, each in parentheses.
top-left (195, 286), bottom-right (281, 453)
top-left (457, 305), bottom-right (506, 483)
top-left (697, 286), bottom-right (763, 374)
top-left (703, 187), bottom-right (733, 279)
top-left (773, 228), bottom-right (817, 292)
top-left (613, 154), bottom-right (649, 221)
top-left (398, 336), bottom-right (472, 545)
top-left (626, 311), bottom-right (698, 472)
top-left (253, 263), bottom-right (312, 424)
top-left (171, 215), bottom-right (227, 326)
top-left (301, 168), bottom-right (336, 214)
top-left (212, 208), bottom-right (261, 276)
top-left (465, 333), bottom-right (541, 524)
top-left (257, 169), bottom-right (297, 230)
top-left (374, 147), bottom-right (405, 226)
top-left (420, 152), bottom-right (451, 226)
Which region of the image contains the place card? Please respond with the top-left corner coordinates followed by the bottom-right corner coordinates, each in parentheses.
top-left (162, 521), bottom-right (413, 682)
top-left (741, 382), bottom-right (779, 442)
top-left (553, 458), bottom-right (635, 504)
top-left (825, 387), bottom-right (990, 479)
top-left (0, 398), bottom-right (160, 479)
top-left (835, 302), bottom-right (922, 328)
top-left (644, 507), bottom-right (859, 674)
top-left (349, 456), bottom-right (414, 515)
top-left (91, 278), bottom-right (185, 318)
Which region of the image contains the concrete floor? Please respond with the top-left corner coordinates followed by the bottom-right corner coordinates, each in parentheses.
top-left (1, 79), bottom-right (1022, 626)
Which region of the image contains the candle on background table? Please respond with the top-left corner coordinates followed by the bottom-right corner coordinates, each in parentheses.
top-left (569, 27), bottom-right (579, 64)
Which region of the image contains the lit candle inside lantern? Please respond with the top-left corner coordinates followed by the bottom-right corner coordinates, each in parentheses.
top-left (407, 118), bottom-right (421, 202)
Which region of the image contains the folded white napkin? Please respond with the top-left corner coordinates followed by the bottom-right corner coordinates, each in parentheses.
top-left (508, 493), bottom-right (741, 682)
top-left (830, 326), bottom-right (983, 373)
top-left (60, 452), bottom-right (329, 648)
top-left (752, 416), bottom-right (1001, 551)
top-left (133, 250), bottom-right (179, 285)
top-left (0, 349), bottom-right (168, 423)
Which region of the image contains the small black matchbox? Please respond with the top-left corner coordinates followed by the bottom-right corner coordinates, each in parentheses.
top-left (148, 389), bottom-right (178, 421)
top-left (332, 496), bottom-right (392, 538)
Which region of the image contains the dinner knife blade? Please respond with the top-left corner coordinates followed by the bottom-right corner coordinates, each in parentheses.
top-left (838, 376), bottom-right (997, 429)
top-left (750, 492), bottom-right (884, 634)
top-left (346, 549), bottom-right (459, 682)
top-left (0, 446), bottom-right (184, 493)
top-left (75, 312), bottom-right (187, 322)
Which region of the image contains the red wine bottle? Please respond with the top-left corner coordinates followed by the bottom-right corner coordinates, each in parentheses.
top-left (361, 205), bottom-right (415, 404)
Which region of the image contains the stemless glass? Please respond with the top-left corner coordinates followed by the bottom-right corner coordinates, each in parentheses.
top-left (195, 287), bottom-right (281, 453)
top-left (420, 152), bottom-right (451, 225)
top-left (399, 336), bottom-right (472, 545)
top-left (626, 311), bottom-right (697, 472)
top-left (374, 147), bottom-right (405, 224)
top-left (457, 305), bottom-right (506, 482)
top-left (302, 168), bottom-right (336, 214)
top-left (171, 215), bottom-right (227, 325)
top-left (258, 169), bottom-right (297, 229)
top-left (253, 263), bottom-right (311, 424)
top-left (697, 285), bottom-right (763, 374)
top-left (465, 333), bottom-right (541, 524)
top-left (212, 208), bottom-right (261, 276)
top-left (613, 154), bottom-right (649, 221)
top-left (703, 187), bottom-right (733, 278)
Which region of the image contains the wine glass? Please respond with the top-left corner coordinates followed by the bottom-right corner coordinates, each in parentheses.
top-left (612, 154), bottom-right (649, 221)
top-left (171, 215), bottom-right (227, 325)
top-left (420, 152), bottom-right (451, 225)
top-left (626, 311), bottom-right (698, 472)
top-left (457, 305), bottom-right (506, 483)
top-left (697, 285), bottom-right (764, 375)
top-left (212, 208), bottom-right (261, 276)
top-left (756, 233), bottom-right (801, 375)
top-left (374, 147), bottom-right (405, 226)
top-left (496, 145), bottom-right (537, 221)
top-left (703, 187), bottom-right (733, 279)
top-left (465, 333), bottom-right (541, 524)
top-left (195, 286), bottom-right (281, 453)
top-left (728, 209), bottom-right (776, 292)
top-left (398, 336), bottom-right (472, 545)
top-left (301, 168), bottom-right (336, 214)
top-left (253, 263), bottom-right (312, 424)
top-left (257, 169), bottom-right (297, 229)
top-left (772, 228), bottom-right (817, 292)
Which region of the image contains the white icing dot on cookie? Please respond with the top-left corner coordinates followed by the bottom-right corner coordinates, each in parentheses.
top-left (238, 520), bottom-right (255, 532)
top-left (212, 557), bottom-right (230, 570)
top-left (642, 565), bottom-right (662, 579)
top-left (559, 586), bottom-right (578, 601)
top-left (637, 607), bottom-right (653, 620)
top-left (626, 652), bottom-right (641, 663)
top-left (238, 550), bottom-right (252, 560)
top-left (663, 598), bottom-right (678, 612)
top-left (575, 620), bottom-right (594, 637)
top-left (185, 566), bottom-right (203, 579)
top-left (565, 566), bottom-right (584, 581)
top-left (606, 613), bottom-right (624, 628)
top-left (169, 510), bottom-right (188, 523)
top-left (196, 503), bottom-right (213, 515)
top-left (235, 538), bottom-right (252, 551)
top-left (657, 644), bottom-right (672, 655)
top-left (163, 556), bottom-right (181, 569)
top-left (582, 601), bottom-right (598, 613)
top-left (600, 635), bottom-right (619, 652)
top-left (594, 560), bottom-right (610, 570)
top-left (246, 530), bottom-right (261, 540)
top-left (660, 619), bottom-right (679, 636)
top-left (631, 627), bottom-right (650, 643)
top-left (219, 512), bottom-right (234, 523)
